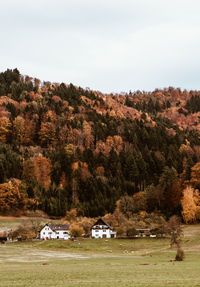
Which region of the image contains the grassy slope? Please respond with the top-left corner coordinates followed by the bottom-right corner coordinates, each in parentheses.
top-left (0, 219), bottom-right (200, 287)
top-left (0, 216), bottom-right (60, 231)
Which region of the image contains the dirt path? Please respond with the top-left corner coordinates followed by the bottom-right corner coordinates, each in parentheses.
top-left (0, 245), bottom-right (90, 263)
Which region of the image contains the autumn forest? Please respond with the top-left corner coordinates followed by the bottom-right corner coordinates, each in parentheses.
top-left (1, 68), bottom-right (200, 224)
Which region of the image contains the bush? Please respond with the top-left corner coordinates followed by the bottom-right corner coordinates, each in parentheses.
top-left (175, 247), bottom-right (185, 261)
top-left (10, 224), bottom-right (36, 241)
top-left (79, 217), bottom-right (96, 237)
top-left (126, 226), bottom-right (138, 237)
top-left (115, 226), bottom-right (126, 237)
top-left (69, 224), bottom-right (84, 238)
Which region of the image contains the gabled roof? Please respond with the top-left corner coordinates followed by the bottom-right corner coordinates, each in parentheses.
top-left (92, 218), bottom-right (112, 229)
top-left (46, 223), bottom-right (70, 231)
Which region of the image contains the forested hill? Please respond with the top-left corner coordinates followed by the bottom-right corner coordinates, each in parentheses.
top-left (1, 68), bottom-right (200, 219)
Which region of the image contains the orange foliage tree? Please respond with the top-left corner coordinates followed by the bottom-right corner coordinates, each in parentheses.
top-left (39, 122), bottom-right (57, 146)
top-left (33, 155), bottom-right (52, 191)
top-left (23, 155), bottom-right (52, 191)
top-left (132, 191), bottom-right (147, 212)
top-left (0, 179), bottom-right (28, 214)
top-left (23, 118), bottom-right (36, 145)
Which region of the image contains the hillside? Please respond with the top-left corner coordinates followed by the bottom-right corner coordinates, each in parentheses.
top-left (0, 68), bottom-right (200, 219)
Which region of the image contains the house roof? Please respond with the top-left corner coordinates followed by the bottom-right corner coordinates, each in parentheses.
top-left (46, 223), bottom-right (70, 231)
top-left (92, 218), bottom-right (113, 230)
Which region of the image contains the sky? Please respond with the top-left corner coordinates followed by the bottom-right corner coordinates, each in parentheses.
top-left (0, 0), bottom-right (200, 93)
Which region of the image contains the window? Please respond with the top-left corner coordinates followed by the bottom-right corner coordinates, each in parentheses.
top-left (95, 230), bottom-right (99, 232)
top-left (48, 232), bottom-right (52, 235)
top-left (103, 230), bottom-right (106, 232)
top-left (63, 232), bottom-right (68, 234)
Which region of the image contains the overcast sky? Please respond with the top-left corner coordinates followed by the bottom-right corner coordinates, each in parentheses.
top-left (1, 0), bottom-right (200, 93)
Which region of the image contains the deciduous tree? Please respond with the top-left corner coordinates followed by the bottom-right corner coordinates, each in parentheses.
top-left (181, 186), bottom-right (200, 223)
top-left (0, 116), bottom-right (11, 143)
top-left (0, 179), bottom-right (28, 213)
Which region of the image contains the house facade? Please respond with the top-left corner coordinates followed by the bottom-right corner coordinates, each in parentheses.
top-left (91, 218), bottom-right (116, 239)
top-left (40, 223), bottom-right (71, 240)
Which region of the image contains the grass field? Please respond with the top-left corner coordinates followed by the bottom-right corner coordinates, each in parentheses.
top-left (0, 217), bottom-right (200, 287)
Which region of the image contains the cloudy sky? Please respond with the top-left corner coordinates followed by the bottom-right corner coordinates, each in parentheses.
top-left (1, 0), bottom-right (200, 93)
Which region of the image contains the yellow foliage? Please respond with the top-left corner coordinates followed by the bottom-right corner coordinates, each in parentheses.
top-left (181, 186), bottom-right (200, 223)
top-left (110, 110), bottom-right (116, 117)
top-left (0, 116), bottom-right (11, 143)
top-left (13, 116), bottom-right (25, 145)
top-left (64, 144), bottom-right (74, 158)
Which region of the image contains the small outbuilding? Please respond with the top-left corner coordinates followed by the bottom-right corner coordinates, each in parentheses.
top-left (91, 218), bottom-right (116, 239)
top-left (40, 223), bottom-right (71, 240)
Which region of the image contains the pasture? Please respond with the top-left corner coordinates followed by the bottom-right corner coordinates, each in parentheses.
top-left (0, 217), bottom-right (200, 287)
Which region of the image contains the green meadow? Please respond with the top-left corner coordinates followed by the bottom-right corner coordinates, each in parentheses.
top-left (0, 218), bottom-right (200, 287)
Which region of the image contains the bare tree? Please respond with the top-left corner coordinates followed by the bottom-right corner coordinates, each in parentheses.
top-left (166, 215), bottom-right (184, 261)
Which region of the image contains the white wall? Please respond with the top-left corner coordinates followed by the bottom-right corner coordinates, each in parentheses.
top-left (91, 225), bottom-right (116, 239)
top-left (40, 226), bottom-right (70, 240)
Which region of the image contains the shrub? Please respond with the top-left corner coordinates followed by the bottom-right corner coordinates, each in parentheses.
top-left (115, 226), bottom-right (126, 237)
top-left (126, 225), bottom-right (138, 237)
top-left (151, 225), bottom-right (166, 237)
top-left (69, 224), bottom-right (84, 238)
top-left (10, 224), bottom-right (36, 241)
top-left (78, 217), bottom-right (95, 237)
top-left (175, 247), bottom-right (185, 261)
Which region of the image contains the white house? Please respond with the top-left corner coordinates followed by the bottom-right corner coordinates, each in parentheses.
top-left (91, 218), bottom-right (116, 239)
top-left (40, 223), bottom-right (71, 240)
